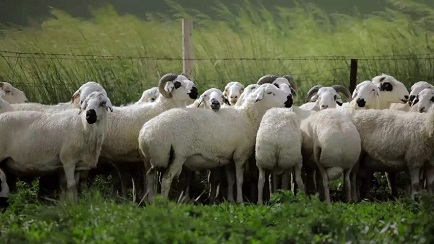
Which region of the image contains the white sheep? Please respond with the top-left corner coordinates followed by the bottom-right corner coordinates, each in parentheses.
top-left (0, 91), bottom-right (113, 201)
top-left (135, 87), bottom-right (160, 104)
top-left (0, 169), bottom-right (9, 212)
top-left (12, 81), bottom-right (107, 112)
top-left (412, 87), bottom-right (434, 113)
top-left (234, 84), bottom-right (260, 106)
top-left (0, 81), bottom-right (28, 104)
top-left (0, 90), bottom-right (13, 114)
top-left (256, 74), bottom-right (297, 98)
top-left (255, 108), bottom-right (305, 204)
top-left (223, 81), bottom-right (245, 105)
top-left (371, 73), bottom-right (409, 109)
top-left (300, 85), bottom-right (351, 111)
top-left (139, 83), bottom-right (293, 203)
top-left (300, 109), bottom-right (361, 204)
top-left (96, 73), bottom-right (198, 197)
top-left (389, 81), bottom-right (432, 111)
top-left (187, 88), bottom-right (225, 111)
top-left (351, 109), bottom-right (434, 199)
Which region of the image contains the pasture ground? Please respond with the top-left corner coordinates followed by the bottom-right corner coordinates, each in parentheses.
top-left (0, 180), bottom-right (433, 243)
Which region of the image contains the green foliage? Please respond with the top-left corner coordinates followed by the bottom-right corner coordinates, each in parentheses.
top-left (0, 0), bottom-right (433, 105)
top-left (1, 187), bottom-right (433, 243)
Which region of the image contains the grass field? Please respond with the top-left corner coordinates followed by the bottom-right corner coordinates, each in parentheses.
top-left (1, 182), bottom-right (433, 243)
top-left (0, 0), bottom-right (434, 242)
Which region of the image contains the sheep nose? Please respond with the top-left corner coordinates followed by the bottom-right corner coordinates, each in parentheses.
top-left (284, 95), bottom-right (293, 108)
top-left (188, 87), bottom-right (199, 99)
top-left (210, 99), bottom-right (221, 111)
top-left (409, 95), bottom-right (416, 103)
top-left (230, 95), bottom-right (238, 99)
top-left (86, 109), bottom-right (97, 124)
top-left (321, 105), bottom-right (328, 109)
top-left (356, 98), bottom-right (366, 107)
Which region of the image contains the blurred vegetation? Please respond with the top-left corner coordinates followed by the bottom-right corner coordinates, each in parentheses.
top-left (0, 0), bottom-right (432, 105)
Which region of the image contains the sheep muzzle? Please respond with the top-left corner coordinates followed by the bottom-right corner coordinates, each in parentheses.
top-left (86, 109), bottom-right (97, 124)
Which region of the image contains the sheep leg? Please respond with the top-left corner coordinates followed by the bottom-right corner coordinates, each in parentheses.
top-left (225, 165), bottom-right (235, 202)
top-left (294, 163), bottom-right (305, 194)
top-left (272, 173), bottom-right (278, 193)
top-left (208, 168), bottom-right (221, 204)
top-left (257, 167), bottom-right (267, 204)
top-left (235, 161), bottom-right (245, 203)
top-left (424, 166), bottom-right (434, 195)
top-left (62, 163), bottom-right (78, 202)
top-left (386, 172), bottom-right (398, 197)
top-left (281, 171), bottom-right (290, 190)
top-left (145, 167), bottom-right (157, 202)
top-left (408, 166), bottom-right (420, 200)
top-left (160, 159), bottom-right (184, 199)
top-left (316, 165), bottom-right (330, 204)
top-left (343, 169), bottom-right (352, 203)
top-left (350, 160), bottom-right (360, 202)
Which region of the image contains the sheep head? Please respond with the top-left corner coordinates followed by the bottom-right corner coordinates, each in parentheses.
top-left (223, 81), bottom-right (245, 105)
top-left (352, 81), bottom-right (380, 109)
top-left (0, 81), bottom-right (28, 104)
top-left (79, 91), bottom-right (113, 124)
top-left (158, 73), bottom-right (198, 102)
top-left (413, 88), bottom-right (434, 113)
top-left (372, 73), bottom-right (409, 105)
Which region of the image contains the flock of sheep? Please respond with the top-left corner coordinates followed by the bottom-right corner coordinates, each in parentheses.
top-left (0, 72), bottom-right (433, 210)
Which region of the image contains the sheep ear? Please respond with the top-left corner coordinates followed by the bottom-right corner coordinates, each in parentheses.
top-left (197, 96), bottom-right (205, 108)
top-left (71, 91), bottom-right (80, 103)
top-left (310, 94), bottom-right (318, 102)
top-left (164, 81), bottom-right (175, 94)
top-left (105, 97), bottom-right (114, 112)
top-left (255, 89), bottom-right (265, 103)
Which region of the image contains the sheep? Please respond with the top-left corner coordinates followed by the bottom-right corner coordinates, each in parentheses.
top-left (234, 84), bottom-right (260, 106)
top-left (223, 82), bottom-right (245, 105)
top-left (96, 73), bottom-right (198, 197)
top-left (135, 87), bottom-right (160, 104)
top-left (0, 91), bottom-right (113, 201)
top-left (412, 87), bottom-right (434, 113)
top-left (300, 85), bottom-right (351, 111)
top-left (300, 109), bottom-right (361, 204)
top-left (12, 81), bottom-right (107, 112)
top-left (255, 108), bottom-right (305, 204)
top-left (0, 90), bottom-right (13, 114)
top-left (256, 74), bottom-right (297, 98)
top-left (389, 81), bottom-right (432, 111)
top-left (0, 169), bottom-right (9, 213)
top-left (0, 81), bottom-right (28, 104)
top-left (351, 109), bottom-right (434, 199)
top-left (139, 83), bottom-right (293, 203)
top-left (409, 81), bottom-right (434, 104)
top-left (187, 88), bottom-right (225, 111)
top-left (371, 73), bottom-right (409, 109)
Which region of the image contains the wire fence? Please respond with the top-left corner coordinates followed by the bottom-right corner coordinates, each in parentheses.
top-left (1, 49), bottom-right (433, 104)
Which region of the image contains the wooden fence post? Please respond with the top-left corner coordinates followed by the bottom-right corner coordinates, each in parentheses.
top-left (182, 19), bottom-right (194, 81)
top-left (349, 59), bottom-right (358, 94)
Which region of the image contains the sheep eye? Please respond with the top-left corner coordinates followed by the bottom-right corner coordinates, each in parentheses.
top-left (100, 101), bottom-right (106, 107)
top-left (431, 97), bottom-right (434, 103)
top-left (5, 90), bottom-right (11, 94)
top-left (267, 92), bottom-right (272, 95)
top-left (333, 95), bottom-right (337, 100)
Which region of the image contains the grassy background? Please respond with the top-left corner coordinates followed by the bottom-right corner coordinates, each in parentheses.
top-left (0, 0), bottom-right (433, 105)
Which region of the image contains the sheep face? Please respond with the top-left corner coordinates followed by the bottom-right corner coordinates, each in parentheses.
top-left (79, 91), bottom-right (113, 124)
top-left (224, 81), bottom-right (244, 105)
top-left (139, 87), bottom-right (160, 103)
top-left (72, 81), bottom-right (107, 107)
top-left (352, 81), bottom-right (380, 108)
top-left (198, 88), bottom-right (225, 111)
top-left (251, 84), bottom-right (293, 108)
top-left (414, 88), bottom-right (434, 113)
top-left (409, 81), bottom-right (434, 105)
top-left (0, 82), bottom-right (28, 104)
top-left (372, 74), bottom-right (409, 104)
top-left (311, 87), bottom-right (341, 110)
top-left (163, 75), bottom-right (198, 102)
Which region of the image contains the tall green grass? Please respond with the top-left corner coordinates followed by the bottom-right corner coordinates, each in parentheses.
top-left (0, 0), bottom-right (433, 104)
